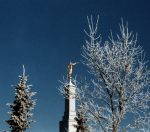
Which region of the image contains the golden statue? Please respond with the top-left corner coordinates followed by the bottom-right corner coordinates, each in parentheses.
top-left (68, 62), bottom-right (78, 80)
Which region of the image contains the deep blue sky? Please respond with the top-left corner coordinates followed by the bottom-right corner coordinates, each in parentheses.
top-left (0, 0), bottom-right (149, 131)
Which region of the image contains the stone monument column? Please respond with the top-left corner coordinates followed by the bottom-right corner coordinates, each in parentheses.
top-left (59, 62), bottom-right (77, 132)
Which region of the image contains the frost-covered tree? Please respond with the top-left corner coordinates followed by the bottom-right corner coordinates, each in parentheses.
top-left (6, 66), bottom-right (36, 132)
top-left (76, 16), bottom-right (150, 132)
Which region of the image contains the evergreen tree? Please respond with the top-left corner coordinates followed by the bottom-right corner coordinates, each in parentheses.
top-left (75, 111), bottom-right (87, 132)
top-left (6, 66), bottom-right (36, 132)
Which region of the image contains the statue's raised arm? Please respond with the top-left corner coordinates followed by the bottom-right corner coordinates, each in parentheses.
top-left (68, 62), bottom-right (78, 81)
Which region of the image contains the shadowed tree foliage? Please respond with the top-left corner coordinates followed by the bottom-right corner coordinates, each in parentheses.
top-left (74, 111), bottom-right (87, 132)
top-left (6, 66), bottom-right (36, 132)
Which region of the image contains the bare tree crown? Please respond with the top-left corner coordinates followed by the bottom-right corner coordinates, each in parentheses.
top-left (81, 16), bottom-right (150, 131)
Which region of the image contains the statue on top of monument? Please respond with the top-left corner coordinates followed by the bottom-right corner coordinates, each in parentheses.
top-left (68, 62), bottom-right (78, 81)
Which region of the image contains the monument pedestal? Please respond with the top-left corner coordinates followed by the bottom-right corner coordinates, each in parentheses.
top-left (59, 82), bottom-right (77, 132)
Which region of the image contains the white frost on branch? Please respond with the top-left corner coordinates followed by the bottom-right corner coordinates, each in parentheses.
top-left (80, 16), bottom-right (150, 131)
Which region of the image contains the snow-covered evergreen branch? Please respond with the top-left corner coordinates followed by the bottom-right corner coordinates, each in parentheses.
top-left (6, 66), bottom-right (36, 132)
